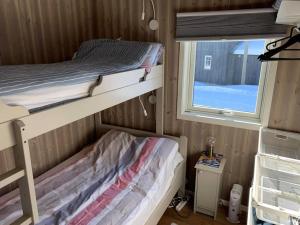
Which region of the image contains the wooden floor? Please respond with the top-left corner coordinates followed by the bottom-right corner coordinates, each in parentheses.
top-left (158, 204), bottom-right (247, 225)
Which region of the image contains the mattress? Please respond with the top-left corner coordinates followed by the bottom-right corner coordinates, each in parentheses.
top-left (0, 130), bottom-right (183, 225)
top-left (0, 39), bottom-right (163, 110)
top-left (1, 81), bottom-right (95, 110)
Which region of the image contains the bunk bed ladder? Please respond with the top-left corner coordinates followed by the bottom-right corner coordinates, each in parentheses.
top-left (0, 120), bottom-right (39, 225)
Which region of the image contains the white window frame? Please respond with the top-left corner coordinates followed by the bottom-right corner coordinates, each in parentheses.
top-left (177, 41), bottom-right (278, 130)
top-left (204, 55), bottom-right (212, 70)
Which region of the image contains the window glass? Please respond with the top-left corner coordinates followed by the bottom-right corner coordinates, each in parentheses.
top-left (192, 40), bottom-right (266, 113)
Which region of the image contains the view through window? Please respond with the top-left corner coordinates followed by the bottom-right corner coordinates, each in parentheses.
top-left (192, 40), bottom-right (267, 114)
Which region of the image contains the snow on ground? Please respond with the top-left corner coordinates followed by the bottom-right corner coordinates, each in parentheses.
top-left (193, 81), bottom-right (258, 113)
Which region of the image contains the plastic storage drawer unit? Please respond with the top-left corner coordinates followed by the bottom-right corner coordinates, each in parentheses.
top-left (253, 155), bottom-right (300, 225)
top-left (259, 128), bottom-right (300, 160)
top-left (252, 128), bottom-right (300, 225)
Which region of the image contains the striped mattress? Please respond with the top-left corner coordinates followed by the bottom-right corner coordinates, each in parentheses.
top-left (0, 130), bottom-right (183, 225)
top-left (0, 39), bottom-right (152, 96)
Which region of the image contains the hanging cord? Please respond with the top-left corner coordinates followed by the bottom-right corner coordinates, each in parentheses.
top-left (138, 96), bottom-right (148, 117)
top-left (141, 0), bottom-right (145, 20)
top-left (150, 0), bottom-right (156, 19)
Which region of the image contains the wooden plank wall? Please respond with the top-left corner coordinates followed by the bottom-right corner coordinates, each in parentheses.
top-left (98, 0), bottom-right (273, 204)
top-left (0, 0), bottom-right (99, 194)
top-left (0, 0), bottom-right (159, 194)
top-left (0, 0), bottom-right (96, 65)
top-left (1, 0), bottom-right (299, 205)
top-left (268, 45), bottom-right (300, 132)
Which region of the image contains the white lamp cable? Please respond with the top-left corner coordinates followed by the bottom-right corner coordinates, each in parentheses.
top-left (142, 0), bottom-right (156, 20)
top-left (138, 96), bottom-right (148, 117)
top-left (150, 0), bottom-right (156, 19)
top-left (141, 0), bottom-right (145, 20)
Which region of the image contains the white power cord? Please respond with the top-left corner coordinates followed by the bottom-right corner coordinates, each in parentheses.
top-left (150, 0), bottom-right (156, 19)
top-left (141, 0), bottom-right (145, 20)
top-left (138, 96), bottom-right (148, 117)
top-left (141, 0), bottom-right (156, 20)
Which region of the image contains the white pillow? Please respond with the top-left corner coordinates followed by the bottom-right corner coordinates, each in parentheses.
top-left (140, 43), bottom-right (163, 68)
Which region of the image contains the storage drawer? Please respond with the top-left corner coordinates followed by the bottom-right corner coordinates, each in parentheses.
top-left (253, 155), bottom-right (300, 225)
top-left (260, 154), bottom-right (300, 176)
top-left (259, 128), bottom-right (300, 160)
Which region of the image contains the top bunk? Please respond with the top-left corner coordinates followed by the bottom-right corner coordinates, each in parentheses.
top-left (0, 39), bottom-right (164, 150)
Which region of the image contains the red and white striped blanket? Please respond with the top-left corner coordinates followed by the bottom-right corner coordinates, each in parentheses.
top-left (0, 130), bottom-right (182, 225)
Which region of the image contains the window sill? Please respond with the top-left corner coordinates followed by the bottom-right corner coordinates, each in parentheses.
top-left (178, 111), bottom-right (261, 130)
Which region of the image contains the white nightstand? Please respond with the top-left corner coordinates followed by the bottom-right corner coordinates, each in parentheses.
top-left (194, 158), bottom-right (226, 219)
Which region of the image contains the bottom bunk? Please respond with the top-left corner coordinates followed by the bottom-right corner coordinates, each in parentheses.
top-left (0, 128), bottom-right (186, 225)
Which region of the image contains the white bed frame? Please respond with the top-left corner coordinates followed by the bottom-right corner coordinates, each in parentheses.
top-left (0, 63), bottom-right (185, 225)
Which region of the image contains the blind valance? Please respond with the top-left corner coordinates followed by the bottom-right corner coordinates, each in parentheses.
top-left (176, 8), bottom-right (288, 40)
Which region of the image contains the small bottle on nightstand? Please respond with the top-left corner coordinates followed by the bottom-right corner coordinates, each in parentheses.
top-left (194, 156), bottom-right (226, 219)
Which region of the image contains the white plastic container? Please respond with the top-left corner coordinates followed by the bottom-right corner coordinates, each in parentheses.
top-left (259, 128), bottom-right (300, 160)
top-left (253, 155), bottom-right (300, 225)
top-left (252, 128), bottom-right (300, 225)
top-left (227, 184), bottom-right (243, 223)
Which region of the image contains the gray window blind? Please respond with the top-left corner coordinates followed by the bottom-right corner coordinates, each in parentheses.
top-left (176, 8), bottom-right (288, 40)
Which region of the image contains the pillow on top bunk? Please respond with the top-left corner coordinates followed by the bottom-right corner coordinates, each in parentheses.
top-left (140, 43), bottom-right (164, 69)
top-left (73, 39), bottom-right (163, 68)
top-left (73, 39), bottom-right (152, 65)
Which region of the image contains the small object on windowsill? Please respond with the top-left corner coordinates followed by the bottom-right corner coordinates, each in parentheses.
top-left (197, 151), bottom-right (223, 168)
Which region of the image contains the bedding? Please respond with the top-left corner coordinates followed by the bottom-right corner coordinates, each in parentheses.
top-left (140, 43), bottom-right (163, 69)
top-left (0, 39), bottom-right (163, 110)
top-left (0, 130), bottom-right (183, 225)
top-left (1, 81), bottom-right (95, 110)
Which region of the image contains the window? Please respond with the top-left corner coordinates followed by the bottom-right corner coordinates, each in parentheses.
top-left (204, 55), bottom-right (212, 70)
top-left (177, 40), bottom-right (278, 130)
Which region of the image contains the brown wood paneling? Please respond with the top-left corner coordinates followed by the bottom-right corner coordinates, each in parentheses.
top-left (96, 0), bottom-right (160, 131)
top-left (0, 0), bottom-right (156, 195)
top-left (96, 0), bottom-right (273, 205)
top-left (269, 45), bottom-right (300, 132)
top-left (1, 0), bottom-right (299, 207)
top-left (0, 0), bottom-right (98, 196)
top-left (0, 0), bottom-right (99, 193)
top-left (0, 0), bottom-right (97, 65)
top-left (159, 0), bottom-right (270, 204)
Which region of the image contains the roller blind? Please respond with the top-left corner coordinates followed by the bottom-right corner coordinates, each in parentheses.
top-left (176, 8), bottom-right (288, 40)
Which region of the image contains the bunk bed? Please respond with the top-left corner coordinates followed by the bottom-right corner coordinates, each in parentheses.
top-left (0, 39), bottom-right (187, 225)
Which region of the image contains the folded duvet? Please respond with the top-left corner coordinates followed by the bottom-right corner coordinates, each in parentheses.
top-left (0, 39), bottom-right (152, 96)
top-left (0, 130), bottom-right (182, 225)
